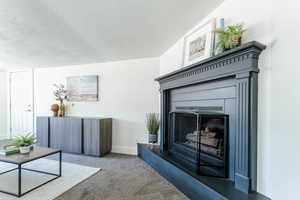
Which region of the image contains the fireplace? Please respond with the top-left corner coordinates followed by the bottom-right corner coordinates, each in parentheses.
top-left (139, 42), bottom-right (267, 199)
top-left (169, 108), bottom-right (228, 178)
top-left (155, 42), bottom-right (267, 194)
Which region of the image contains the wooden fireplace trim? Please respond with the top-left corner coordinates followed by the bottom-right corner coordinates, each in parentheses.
top-left (156, 41), bottom-right (266, 193)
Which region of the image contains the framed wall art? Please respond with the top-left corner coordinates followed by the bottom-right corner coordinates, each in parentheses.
top-left (67, 75), bottom-right (99, 102)
top-left (182, 19), bottom-right (216, 67)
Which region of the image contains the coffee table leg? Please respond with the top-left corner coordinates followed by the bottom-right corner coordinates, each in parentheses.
top-left (59, 151), bottom-right (62, 177)
top-left (0, 150), bottom-right (62, 197)
top-left (18, 164), bottom-right (21, 197)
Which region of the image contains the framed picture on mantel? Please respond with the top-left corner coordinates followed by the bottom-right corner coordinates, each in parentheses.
top-left (182, 19), bottom-right (216, 67)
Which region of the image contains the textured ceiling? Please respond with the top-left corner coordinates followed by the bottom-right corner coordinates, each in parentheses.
top-left (0, 0), bottom-right (222, 69)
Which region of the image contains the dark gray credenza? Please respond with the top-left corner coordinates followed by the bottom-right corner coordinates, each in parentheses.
top-left (36, 116), bottom-right (112, 157)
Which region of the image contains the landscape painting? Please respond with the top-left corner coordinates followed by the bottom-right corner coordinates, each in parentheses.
top-left (67, 75), bottom-right (99, 102)
top-left (182, 19), bottom-right (215, 66)
top-left (188, 34), bottom-right (207, 61)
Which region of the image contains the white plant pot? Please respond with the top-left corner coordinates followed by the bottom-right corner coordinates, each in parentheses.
top-left (19, 146), bottom-right (31, 154)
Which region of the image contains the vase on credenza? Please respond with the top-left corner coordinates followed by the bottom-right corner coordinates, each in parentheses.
top-left (59, 100), bottom-right (65, 117)
top-left (51, 104), bottom-right (59, 117)
top-left (53, 83), bottom-right (67, 117)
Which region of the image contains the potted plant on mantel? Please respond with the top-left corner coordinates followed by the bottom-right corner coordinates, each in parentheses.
top-left (14, 134), bottom-right (36, 154)
top-left (146, 113), bottom-right (160, 144)
top-left (213, 23), bottom-right (246, 53)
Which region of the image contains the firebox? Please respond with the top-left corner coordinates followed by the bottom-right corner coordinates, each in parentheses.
top-left (168, 107), bottom-right (228, 178)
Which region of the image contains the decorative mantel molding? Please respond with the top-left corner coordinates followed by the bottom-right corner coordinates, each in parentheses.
top-left (156, 41), bottom-right (266, 194)
top-left (156, 41), bottom-right (266, 90)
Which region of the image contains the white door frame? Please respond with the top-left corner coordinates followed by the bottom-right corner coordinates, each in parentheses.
top-left (8, 69), bottom-right (35, 138)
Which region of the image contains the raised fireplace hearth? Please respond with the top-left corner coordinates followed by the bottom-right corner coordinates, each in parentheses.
top-left (138, 41), bottom-right (271, 200)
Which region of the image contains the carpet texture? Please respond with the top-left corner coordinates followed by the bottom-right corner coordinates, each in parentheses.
top-left (54, 153), bottom-right (189, 200)
top-left (0, 159), bottom-right (100, 200)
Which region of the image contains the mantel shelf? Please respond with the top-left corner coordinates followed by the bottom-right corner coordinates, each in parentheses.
top-left (156, 41), bottom-right (266, 91)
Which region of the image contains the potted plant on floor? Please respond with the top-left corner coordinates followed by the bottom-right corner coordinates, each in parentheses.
top-left (14, 134), bottom-right (36, 154)
top-left (146, 113), bottom-right (160, 144)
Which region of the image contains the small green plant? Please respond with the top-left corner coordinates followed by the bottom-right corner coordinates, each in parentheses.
top-left (14, 134), bottom-right (36, 147)
top-left (214, 24), bottom-right (246, 52)
top-left (146, 113), bottom-right (160, 135)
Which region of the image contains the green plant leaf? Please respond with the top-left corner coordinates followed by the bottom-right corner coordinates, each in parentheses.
top-left (214, 23), bottom-right (246, 51)
top-left (146, 113), bottom-right (160, 135)
top-left (13, 133), bottom-right (36, 147)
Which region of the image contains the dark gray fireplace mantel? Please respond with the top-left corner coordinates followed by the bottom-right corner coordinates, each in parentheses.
top-left (156, 41), bottom-right (266, 194)
top-left (156, 41), bottom-right (266, 88)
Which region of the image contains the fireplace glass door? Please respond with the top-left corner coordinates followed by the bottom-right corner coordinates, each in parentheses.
top-left (198, 115), bottom-right (228, 177)
top-left (170, 111), bottom-right (228, 178)
top-left (172, 112), bottom-right (198, 149)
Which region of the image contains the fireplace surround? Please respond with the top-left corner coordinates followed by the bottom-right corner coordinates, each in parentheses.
top-left (138, 41), bottom-right (270, 200)
top-left (157, 41), bottom-right (266, 193)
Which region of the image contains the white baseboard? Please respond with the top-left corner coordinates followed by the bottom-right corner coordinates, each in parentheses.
top-left (0, 135), bottom-right (7, 140)
top-left (111, 145), bottom-right (137, 155)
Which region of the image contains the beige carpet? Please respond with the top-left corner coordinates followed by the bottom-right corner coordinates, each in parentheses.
top-left (55, 153), bottom-right (189, 200)
top-left (0, 159), bottom-right (100, 200)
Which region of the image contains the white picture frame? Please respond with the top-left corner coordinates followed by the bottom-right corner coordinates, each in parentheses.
top-left (182, 19), bottom-right (216, 67)
top-left (67, 75), bottom-right (99, 102)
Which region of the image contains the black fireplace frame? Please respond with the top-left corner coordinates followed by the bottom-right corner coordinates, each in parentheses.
top-left (156, 41), bottom-right (266, 193)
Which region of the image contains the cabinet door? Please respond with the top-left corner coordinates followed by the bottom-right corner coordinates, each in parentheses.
top-left (36, 117), bottom-right (49, 147)
top-left (50, 117), bottom-right (64, 150)
top-left (50, 117), bottom-right (82, 153)
top-left (64, 118), bottom-right (82, 153)
top-left (83, 119), bottom-right (100, 156)
top-left (100, 119), bottom-right (112, 155)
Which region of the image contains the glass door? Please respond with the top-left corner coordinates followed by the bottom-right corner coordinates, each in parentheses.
top-left (170, 112), bottom-right (199, 149)
top-left (198, 115), bottom-right (228, 178)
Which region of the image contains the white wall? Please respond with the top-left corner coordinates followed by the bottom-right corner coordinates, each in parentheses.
top-left (159, 0), bottom-right (300, 199)
top-left (0, 72), bottom-right (7, 138)
top-left (34, 57), bottom-right (160, 155)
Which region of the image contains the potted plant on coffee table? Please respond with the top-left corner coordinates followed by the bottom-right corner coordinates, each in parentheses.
top-left (14, 134), bottom-right (36, 154)
top-left (146, 113), bottom-right (160, 144)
